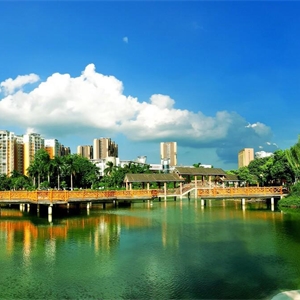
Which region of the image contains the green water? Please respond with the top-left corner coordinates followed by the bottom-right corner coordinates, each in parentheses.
top-left (1, 199), bottom-right (300, 299)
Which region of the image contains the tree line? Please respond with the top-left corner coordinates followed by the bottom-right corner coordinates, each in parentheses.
top-left (0, 136), bottom-right (299, 191)
top-left (227, 136), bottom-right (300, 188)
top-left (0, 149), bottom-right (150, 191)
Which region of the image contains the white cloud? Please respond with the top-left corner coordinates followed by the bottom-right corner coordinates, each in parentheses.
top-left (255, 151), bottom-right (274, 159)
top-left (0, 73), bottom-right (40, 95)
top-left (123, 36), bottom-right (128, 43)
top-left (0, 64), bottom-right (274, 163)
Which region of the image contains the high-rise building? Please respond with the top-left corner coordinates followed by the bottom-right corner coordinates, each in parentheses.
top-left (60, 145), bottom-right (71, 156)
top-left (93, 138), bottom-right (118, 159)
top-left (45, 139), bottom-right (61, 159)
top-left (238, 148), bottom-right (254, 168)
top-left (77, 145), bottom-right (93, 159)
top-left (0, 130), bottom-right (15, 176)
top-left (23, 133), bottom-right (45, 175)
top-left (160, 142), bottom-right (177, 166)
top-left (14, 135), bottom-right (24, 175)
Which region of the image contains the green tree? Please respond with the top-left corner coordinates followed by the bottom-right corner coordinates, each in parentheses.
top-left (236, 167), bottom-right (257, 186)
top-left (28, 149), bottom-right (51, 188)
top-left (286, 136), bottom-right (300, 182)
top-left (269, 150), bottom-right (294, 186)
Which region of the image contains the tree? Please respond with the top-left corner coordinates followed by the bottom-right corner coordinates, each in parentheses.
top-left (193, 163), bottom-right (202, 168)
top-left (28, 149), bottom-right (51, 188)
top-left (269, 150), bottom-right (294, 186)
top-left (286, 136), bottom-right (300, 182)
top-left (236, 167), bottom-right (257, 186)
top-left (248, 156), bottom-right (273, 186)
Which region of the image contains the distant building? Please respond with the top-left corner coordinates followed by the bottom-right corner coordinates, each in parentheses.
top-left (160, 142), bottom-right (177, 167)
top-left (77, 145), bottom-right (93, 159)
top-left (0, 130), bottom-right (15, 175)
top-left (14, 135), bottom-right (24, 175)
top-left (93, 138), bottom-right (118, 159)
top-left (45, 139), bottom-right (61, 159)
top-left (238, 148), bottom-right (254, 168)
top-left (60, 145), bottom-right (71, 156)
top-left (23, 133), bottom-right (45, 175)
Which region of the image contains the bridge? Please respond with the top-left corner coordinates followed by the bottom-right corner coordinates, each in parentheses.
top-left (0, 186), bottom-right (285, 218)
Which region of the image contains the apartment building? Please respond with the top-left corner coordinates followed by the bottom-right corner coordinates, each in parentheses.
top-left (45, 139), bottom-right (61, 159)
top-left (23, 133), bottom-right (45, 175)
top-left (77, 145), bottom-right (93, 159)
top-left (238, 148), bottom-right (254, 168)
top-left (14, 135), bottom-right (24, 175)
top-left (93, 138), bottom-right (118, 159)
top-left (60, 145), bottom-right (71, 156)
top-left (160, 142), bottom-right (177, 167)
top-left (0, 130), bottom-right (15, 175)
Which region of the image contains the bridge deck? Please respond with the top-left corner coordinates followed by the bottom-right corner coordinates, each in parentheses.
top-left (0, 187), bottom-right (284, 205)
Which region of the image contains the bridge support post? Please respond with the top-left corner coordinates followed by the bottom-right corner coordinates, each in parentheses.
top-left (27, 204), bottom-right (30, 212)
top-left (241, 198), bottom-right (246, 206)
top-left (271, 197), bottom-right (275, 211)
top-left (200, 199), bottom-right (205, 206)
top-left (194, 175), bottom-right (197, 200)
top-left (48, 204), bottom-right (53, 215)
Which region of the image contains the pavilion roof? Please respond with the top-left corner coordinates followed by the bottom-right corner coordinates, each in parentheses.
top-left (223, 174), bottom-right (239, 181)
top-left (124, 173), bottom-right (185, 183)
top-left (174, 167), bottom-right (227, 176)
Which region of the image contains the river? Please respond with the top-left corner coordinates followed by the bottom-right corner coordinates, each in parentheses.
top-left (0, 199), bottom-right (300, 299)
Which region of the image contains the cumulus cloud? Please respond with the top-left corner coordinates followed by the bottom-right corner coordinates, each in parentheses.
top-left (0, 64), bottom-right (274, 164)
top-left (255, 151), bottom-right (274, 159)
top-left (0, 73), bottom-right (40, 95)
top-left (123, 36), bottom-right (128, 43)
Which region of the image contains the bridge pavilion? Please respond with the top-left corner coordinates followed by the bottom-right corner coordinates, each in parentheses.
top-left (173, 167), bottom-right (228, 187)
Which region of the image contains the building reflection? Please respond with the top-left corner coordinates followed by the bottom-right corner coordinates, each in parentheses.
top-left (0, 207), bottom-right (152, 261)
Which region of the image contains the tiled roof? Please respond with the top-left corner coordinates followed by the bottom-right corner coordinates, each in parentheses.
top-left (223, 174), bottom-right (239, 181)
top-left (124, 173), bottom-right (185, 183)
top-left (174, 167), bottom-right (227, 176)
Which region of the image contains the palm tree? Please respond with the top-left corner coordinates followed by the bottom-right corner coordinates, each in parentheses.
top-left (53, 156), bottom-right (64, 189)
top-left (63, 154), bottom-right (81, 190)
top-left (104, 161), bottom-right (114, 176)
top-left (286, 136), bottom-right (300, 183)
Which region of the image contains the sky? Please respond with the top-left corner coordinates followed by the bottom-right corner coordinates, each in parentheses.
top-left (0, 1), bottom-right (299, 170)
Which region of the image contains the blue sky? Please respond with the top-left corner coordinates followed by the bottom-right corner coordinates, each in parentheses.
top-left (0, 1), bottom-right (299, 170)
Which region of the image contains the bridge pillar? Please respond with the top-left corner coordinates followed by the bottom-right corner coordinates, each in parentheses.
top-left (48, 204), bottom-right (53, 215)
top-left (241, 198), bottom-right (246, 206)
top-left (180, 182), bottom-right (183, 199)
top-left (27, 204), bottom-right (30, 212)
top-left (194, 176), bottom-right (198, 199)
top-left (200, 199), bottom-right (206, 206)
top-left (271, 197), bottom-right (275, 205)
top-left (87, 202), bottom-right (90, 211)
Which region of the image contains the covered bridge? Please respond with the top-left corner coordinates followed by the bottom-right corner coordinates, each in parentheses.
top-left (174, 167), bottom-right (227, 187)
top-left (124, 173), bottom-right (185, 191)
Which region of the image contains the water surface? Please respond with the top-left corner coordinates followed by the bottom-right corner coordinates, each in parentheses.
top-left (1, 199), bottom-right (300, 299)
